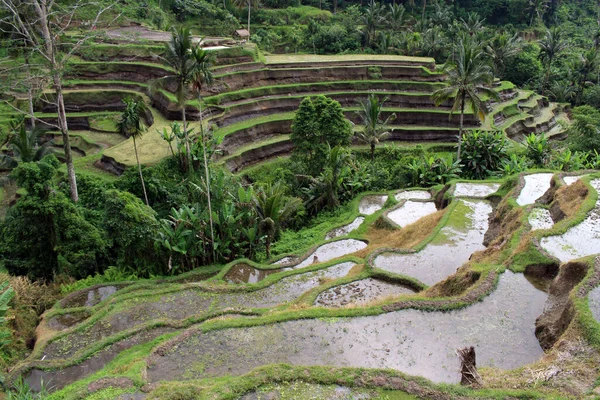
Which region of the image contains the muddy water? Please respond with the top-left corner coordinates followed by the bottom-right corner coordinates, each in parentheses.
top-left (359, 195), bottom-right (388, 215)
top-left (294, 240), bottom-right (367, 269)
top-left (589, 286), bottom-right (600, 323)
top-left (374, 200), bottom-right (492, 286)
top-left (454, 182), bottom-right (500, 198)
top-left (395, 190), bottom-right (431, 201)
top-left (47, 312), bottom-right (89, 331)
top-left (387, 201), bottom-right (437, 227)
top-left (529, 208), bottom-right (554, 231)
top-left (26, 327), bottom-right (175, 392)
top-left (62, 285), bottom-right (119, 308)
top-left (540, 179), bottom-right (600, 262)
top-left (315, 278), bottom-right (416, 307)
top-left (215, 262), bottom-right (356, 309)
top-left (225, 264), bottom-right (285, 284)
top-left (325, 217), bottom-right (365, 240)
top-left (271, 256), bottom-right (298, 266)
top-left (43, 263), bottom-right (356, 361)
top-left (147, 271), bottom-right (546, 385)
top-left (517, 173), bottom-right (553, 206)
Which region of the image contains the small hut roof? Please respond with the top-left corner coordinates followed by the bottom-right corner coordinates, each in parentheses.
top-left (235, 29), bottom-right (250, 37)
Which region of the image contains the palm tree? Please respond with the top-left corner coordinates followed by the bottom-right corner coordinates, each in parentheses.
top-left (117, 98), bottom-right (149, 206)
top-left (431, 38), bottom-right (499, 160)
top-left (155, 27), bottom-right (198, 172)
top-left (387, 3), bottom-right (405, 32)
top-left (548, 81), bottom-right (575, 103)
top-left (538, 27), bottom-right (568, 95)
top-left (191, 47), bottom-right (216, 261)
top-left (0, 118), bottom-right (51, 169)
top-left (253, 183), bottom-right (301, 258)
top-left (362, 0), bottom-right (386, 47)
top-left (486, 33), bottom-right (522, 80)
top-left (354, 94), bottom-right (396, 162)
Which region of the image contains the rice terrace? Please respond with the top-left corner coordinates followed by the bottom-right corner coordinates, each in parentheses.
top-left (1, 1), bottom-right (600, 399)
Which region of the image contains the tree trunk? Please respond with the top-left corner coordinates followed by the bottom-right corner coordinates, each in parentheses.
top-left (421, 0), bottom-right (427, 30)
top-left (247, 2), bottom-right (251, 38)
top-left (24, 54), bottom-right (35, 128)
top-left (54, 75), bottom-right (78, 202)
top-left (133, 136), bottom-right (149, 206)
top-left (199, 100), bottom-right (215, 263)
top-left (457, 92), bottom-right (465, 161)
top-left (371, 142), bottom-right (375, 162)
top-left (182, 104), bottom-right (193, 172)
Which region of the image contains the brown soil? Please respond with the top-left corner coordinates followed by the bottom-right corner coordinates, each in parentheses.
top-left (355, 209), bottom-right (445, 259)
top-left (549, 179), bottom-right (589, 222)
top-left (425, 270), bottom-right (481, 298)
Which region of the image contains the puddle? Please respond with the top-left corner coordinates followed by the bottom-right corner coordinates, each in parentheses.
top-left (540, 179), bottom-right (600, 262)
top-left (62, 286), bottom-right (119, 308)
top-left (271, 256), bottom-right (298, 266)
top-left (454, 182), bottom-right (500, 198)
top-left (387, 201), bottom-right (437, 227)
top-left (516, 173), bottom-right (554, 206)
top-left (26, 327), bottom-right (174, 392)
top-left (325, 217), bottom-right (365, 240)
top-left (294, 240), bottom-right (367, 269)
top-left (215, 262), bottom-right (356, 309)
top-left (374, 200), bottom-right (492, 286)
top-left (315, 278), bottom-right (416, 308)
top-left (47, 312), bottom-right (89, 331)
top-left (148, 271), bottom-right (546, 385)
top-left (395, 190), bottom-right (431, 201)
top-left (589, 286), bottom-right (600, 323)
top-left (224, 264), bottom-right (285, 284)
top-left (359, 195), bottom-right (388, 215)
top-left (529, 208), bottom-right (554, 231)
top-left (240, 382), bottom-right (380, 400)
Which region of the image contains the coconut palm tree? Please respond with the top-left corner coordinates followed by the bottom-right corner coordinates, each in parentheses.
top-left (486, 32), bottom-right (522, 80)
top-left (387, 3), bottom-right (405, 32)
top-left (354, 94), bottom-right (396, 162)
top-left (431, 38), bottom-right (499, 160)
top-left (539, 27), bottom-right (568, 95)
top-left (0, 117), bottom-right (51, 169)
top-left (253, 183), bottom-right (301, 258)
top-left (155, 27), bottom-right (198, 172)
top-left (117, 98), bottom-right (149, 206)
top-left (191, 47), bottom-right (216, 261)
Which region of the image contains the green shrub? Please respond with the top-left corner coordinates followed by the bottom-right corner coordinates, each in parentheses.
top-left (460, 130), bottom-right (508, 180)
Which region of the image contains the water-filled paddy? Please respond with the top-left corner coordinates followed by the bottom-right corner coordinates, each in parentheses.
top-left (224, 263), bottom-right (285, 284)
top-left (294, 240), bottom-right (367, 269)
top-left (325, 217), bottom-right (365, 240)
top-left (529, 208), bottom-right (554, 231)
top-left (387, 201), bottom-right (437, 227)
top-left (395, 190), bottom-right (431, 201)
top-left (516, 173), bottom-right (553, 206)
top-left (589, 286), bottom-right (600, 323)
top-left (315, 278), bottom-right (416, 307)
top-left (147, 271), bottom-right (546, 385)
top-left (374, 200), bottom-right (492, 285)
top-left (359, 195), bottom-right (388, 215)
top-left (454, 182), bottom-right (500, 198)
top-left (540, 179), bottom-right (600, 262)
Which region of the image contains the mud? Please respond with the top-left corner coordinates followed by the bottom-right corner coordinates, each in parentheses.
top-left (359, 195), bottom-right (388, 215)
top-left (147, 271), bottom-right (546, 385)
top-left (26, 327), bottom-right (174, 392)
top-left (240, 382), bottom-right (380, 399)
top-left (224, 263), bottom-right (286, 284)
top-left (394, 190), bottom-right (431, 201)
top-left (294, 240), bottom-right (367, 269)
top-left (529, 207), bottom-right (554, 231)
top-left (516, 173), bottom-right (554, 206)
top-left (60, 285), bottom-right (119, 309)
top-left (454, 182), bottom-right (500, 198)
top-left (374, 200), bottom-right (492, 285)
top-left (540, 179), bottom-right (600, 262)
top-left (46, 312), bottom-right (90, 331)
top-left (325, 217), bottom-right (365, 240)
top-left (386, 201), bottom-right (437, 227)
top-left (315, 278), bottom-right (416, 307)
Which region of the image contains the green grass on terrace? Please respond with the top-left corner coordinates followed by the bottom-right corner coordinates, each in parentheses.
top-left (265, 54), bottom-right (436, 65)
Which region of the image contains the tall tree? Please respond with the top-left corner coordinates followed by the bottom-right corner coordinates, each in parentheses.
top-left (156, 27), bottom-right (198, 172)
top-left (0, 0), bottom-right (113, 202)
top-left (354, 94), bottom-right (396, 162)
top-left (538, 27), bottom-right (568, 95)
top-left (191, 47), bottom-right (216, 262)
top-left (362, 0), bottom-right (386, 47)
top-left (117, 99), bottom-right (149, 206)
top-left (0, 117), bottom-right (51, 169)
top-left (486, 33), bottom-right (522, 80)
top-left (432, 38), bottom-right (498, 160)
top-left (233, 0), bottom-right (259, 38)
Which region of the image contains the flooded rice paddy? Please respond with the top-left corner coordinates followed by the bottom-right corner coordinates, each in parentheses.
top-left (564, 175), bottom-right (587, 185)
top-left (454, 182), bottom-right (500, 198)
top-left (325, 217), bottom-right (365, 240)
top-left (386, 201), bottom-right (437, 227)
top-left (589, 286), bottom-right (600, 323)
top-left (359, 195), bottom-right (388, 215)
top-left (314, 278), bottom-right (416, 307)
top-left (224, 264), bottom-right (286, 284)
top-left (516, 173), bottom-right (553, 206)
top-left (294, 240), bottom-right (367, 269)
top-left (147, 271), bottom-right (546, 385)
top-left (374, 200), bottom-right (492, 285)
top-left (540, 179), bottom-right (600, 262)
top-left (394, 190), bottom-right (431, 201)
top-left (529, 208), bottom-right (554, 231)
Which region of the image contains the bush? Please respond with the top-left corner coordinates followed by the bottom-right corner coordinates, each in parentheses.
top-left (524, 133), bottom-right (551, 167)
top-left (460, 130), bottom-right (508, 180)
top-left (504, 44), bottom-right (543, 87)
